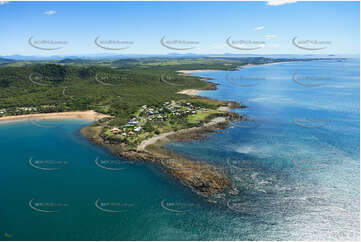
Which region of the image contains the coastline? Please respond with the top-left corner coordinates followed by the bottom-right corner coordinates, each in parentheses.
top-left (177, 89), bottom-right (202, 96)
top-left (176, 69), bottom-right (218, 76)
top-left (137, 116), bottom-right (227, 151)
top-left (0, 60), bottom-right (282, 197)
top-left (80, 112), bottom-right (241, 197)
top-left (81, 62), bottom-right (287, 197)
top-left (0, 110), bottom-right (110, 124)
top-left (1, 61), bottom-right (274, 197)
top-left (177, 61), bottom-right (291, 76)
top-left (79, 64), bottom-right (247, 197)
top-left (176, 61), bottom-right (293, 97)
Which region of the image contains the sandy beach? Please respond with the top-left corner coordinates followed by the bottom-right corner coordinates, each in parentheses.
top-left (177, 69), bottom-right (216, 75)
top-left (0, 110), bottom-right (110, 123)
top-left (137, 117), bottom-right (226, 151)
top-left (240, 61), bottom-right (294, 68)
top-left (177, 89), bottom-right (202, 96)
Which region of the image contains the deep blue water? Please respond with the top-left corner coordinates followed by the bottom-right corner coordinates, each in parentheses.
top-left (0, 59), bottom-right (359, 240)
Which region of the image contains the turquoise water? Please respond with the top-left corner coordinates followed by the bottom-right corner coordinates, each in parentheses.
top-left (0, 59), bottom-right (359, 240)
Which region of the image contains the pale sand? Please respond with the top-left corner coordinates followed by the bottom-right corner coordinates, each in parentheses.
top-left (177, 89), bottom-right (201, 96)
top-left (137, 117), bottom-right (226, 151)
top-left (241, 61), bottom-right (293, 68)
top-left (0, 111), bottom-right (110, 123)
top-left (177, 69), bottom-right (216, 75)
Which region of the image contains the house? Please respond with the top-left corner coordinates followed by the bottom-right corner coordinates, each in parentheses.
top-left (111, 127), bottom-right (121, 134)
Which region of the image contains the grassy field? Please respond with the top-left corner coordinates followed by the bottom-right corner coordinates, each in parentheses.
top-left (187, 111), bottom-right (221, 124)
top-left (100, 98), bottom-right (230, 147)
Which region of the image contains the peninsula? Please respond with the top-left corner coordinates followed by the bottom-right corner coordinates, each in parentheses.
top-left (0, 57), bottom-right (337, 196)
top-left (81, 97), bottom-right (243, 197)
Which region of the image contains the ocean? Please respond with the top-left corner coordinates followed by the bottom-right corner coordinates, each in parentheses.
top-left (0, 59), bottom-right (359, 240)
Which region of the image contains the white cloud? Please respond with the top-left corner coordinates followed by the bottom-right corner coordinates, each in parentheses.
top-left (254, 26), bottom-right (264, 31)
top-left (44, 10), bottom-right (56, 15)
top-left (265, 34), bottom-right (277, 39)
top-left (0, 1), bottom-right (9, 5)
top-left (267, 0), bottom-right (297, 6)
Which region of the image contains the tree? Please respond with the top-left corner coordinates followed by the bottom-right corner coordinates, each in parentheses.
top-left (143, 121), bottom-right (154, 132)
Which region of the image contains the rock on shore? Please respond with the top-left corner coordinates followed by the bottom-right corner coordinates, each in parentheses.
top-left (80, 110), bottom-right (242, 197)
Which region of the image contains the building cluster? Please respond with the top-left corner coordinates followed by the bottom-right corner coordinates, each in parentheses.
top-left (16, 107), bottom-right (38, 112)
top-left (0, 107), bottom-right (38, 116)
top-left (109, 101), bottom-right (202, 139)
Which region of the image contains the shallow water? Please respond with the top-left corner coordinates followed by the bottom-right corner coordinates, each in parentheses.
top-left (0, 59), bottom-right (359, 240)
top-left (167, 59), bottom-right (360, 240)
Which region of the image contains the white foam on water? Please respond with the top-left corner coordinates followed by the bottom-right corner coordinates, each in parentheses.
top-left (234, 145), bottom-right (256, 154)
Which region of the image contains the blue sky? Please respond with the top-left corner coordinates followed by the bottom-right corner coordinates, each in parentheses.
top-left (0, 1), bottom-right (359, 56)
